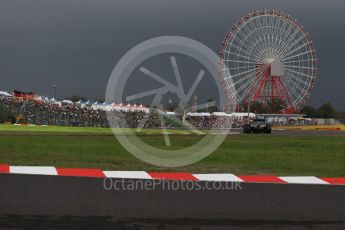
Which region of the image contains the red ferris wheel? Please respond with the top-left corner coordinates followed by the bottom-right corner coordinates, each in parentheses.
top-left (220, 9), bottom-right (318, 113)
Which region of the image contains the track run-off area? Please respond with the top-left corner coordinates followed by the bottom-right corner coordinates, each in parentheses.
top-left (0, 124), bottom-right (345, 177)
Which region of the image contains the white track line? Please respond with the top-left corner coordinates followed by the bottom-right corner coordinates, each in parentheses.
top-left (279, 176), bottom-right (329, 185)
top-left (103, 171), bottom-right (152, 179)
top-left (193, 174), bottom-right (243, 182)
top-left (9, 166), bottom-right (58, 176)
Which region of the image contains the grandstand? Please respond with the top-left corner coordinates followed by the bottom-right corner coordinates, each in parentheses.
top-left (0, 91), bottom-right (151, 127)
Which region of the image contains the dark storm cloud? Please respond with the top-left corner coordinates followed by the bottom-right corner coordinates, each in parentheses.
top-left (0, 0), bottom-right (344, 110)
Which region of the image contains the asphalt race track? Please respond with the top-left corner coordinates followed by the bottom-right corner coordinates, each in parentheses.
top-left (1, 174), bottom-right (345, 229)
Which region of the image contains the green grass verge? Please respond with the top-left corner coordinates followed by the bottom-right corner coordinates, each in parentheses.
top-left (0, 124), bottom-right (198, 135)
top-left (0, 125), bottom-right (345, 176)
top-left (0, 125), bottom-right (112, 134)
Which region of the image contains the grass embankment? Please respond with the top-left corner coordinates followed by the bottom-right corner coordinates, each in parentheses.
top-left (0, 124), bottom-right (344, 176)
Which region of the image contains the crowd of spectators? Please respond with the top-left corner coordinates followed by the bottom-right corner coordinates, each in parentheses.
top-left (0, 96), bottom-right (167, 128)
top-left (185, 115), bottom-right (234, 129)
top-left (107, 110), bottom-right (163, 128)
top-left (0, 96), bottom-right (108, 127)
top-left (0, 96), bottom-right (244, 129)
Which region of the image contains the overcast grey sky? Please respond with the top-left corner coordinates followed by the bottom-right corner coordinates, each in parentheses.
top-left (0, 0), bottom-right (344, 110)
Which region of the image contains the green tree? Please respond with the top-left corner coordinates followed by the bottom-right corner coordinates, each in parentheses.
top-left (251, 101), bottom-right (266, 113)
top-left (0, 104), bottom-right (14, 123)
top-left (335, 112), bottom-right (345, 120)
top-left (317, 102), bottom-right (336, 118)
top-left (301, 105), bottom-right (318, 118)
top-left (267, 98), bottom-right (285, 113)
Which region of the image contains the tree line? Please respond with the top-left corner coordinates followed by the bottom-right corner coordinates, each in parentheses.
top-left (301, 103), bottom-right (345, 119)
top-left (240, 99), bottom-right (344, 119)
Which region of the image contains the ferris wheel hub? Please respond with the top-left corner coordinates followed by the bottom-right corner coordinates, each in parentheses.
top-left (263, 58), bottom-right (275, 64)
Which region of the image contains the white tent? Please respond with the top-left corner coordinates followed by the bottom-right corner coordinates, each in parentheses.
top-left (212, 112), bottom-right (231, 116)
top-left (0, 91), bottom-right (13, 97)
top-left (36, 96), bottom-right (43, 101)
top-left (62, 100), bottom-right (73, 104)
top-left (230, 112), bottom-right (256, 120)
top-left (186, 112), bottom-right (210, 117)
